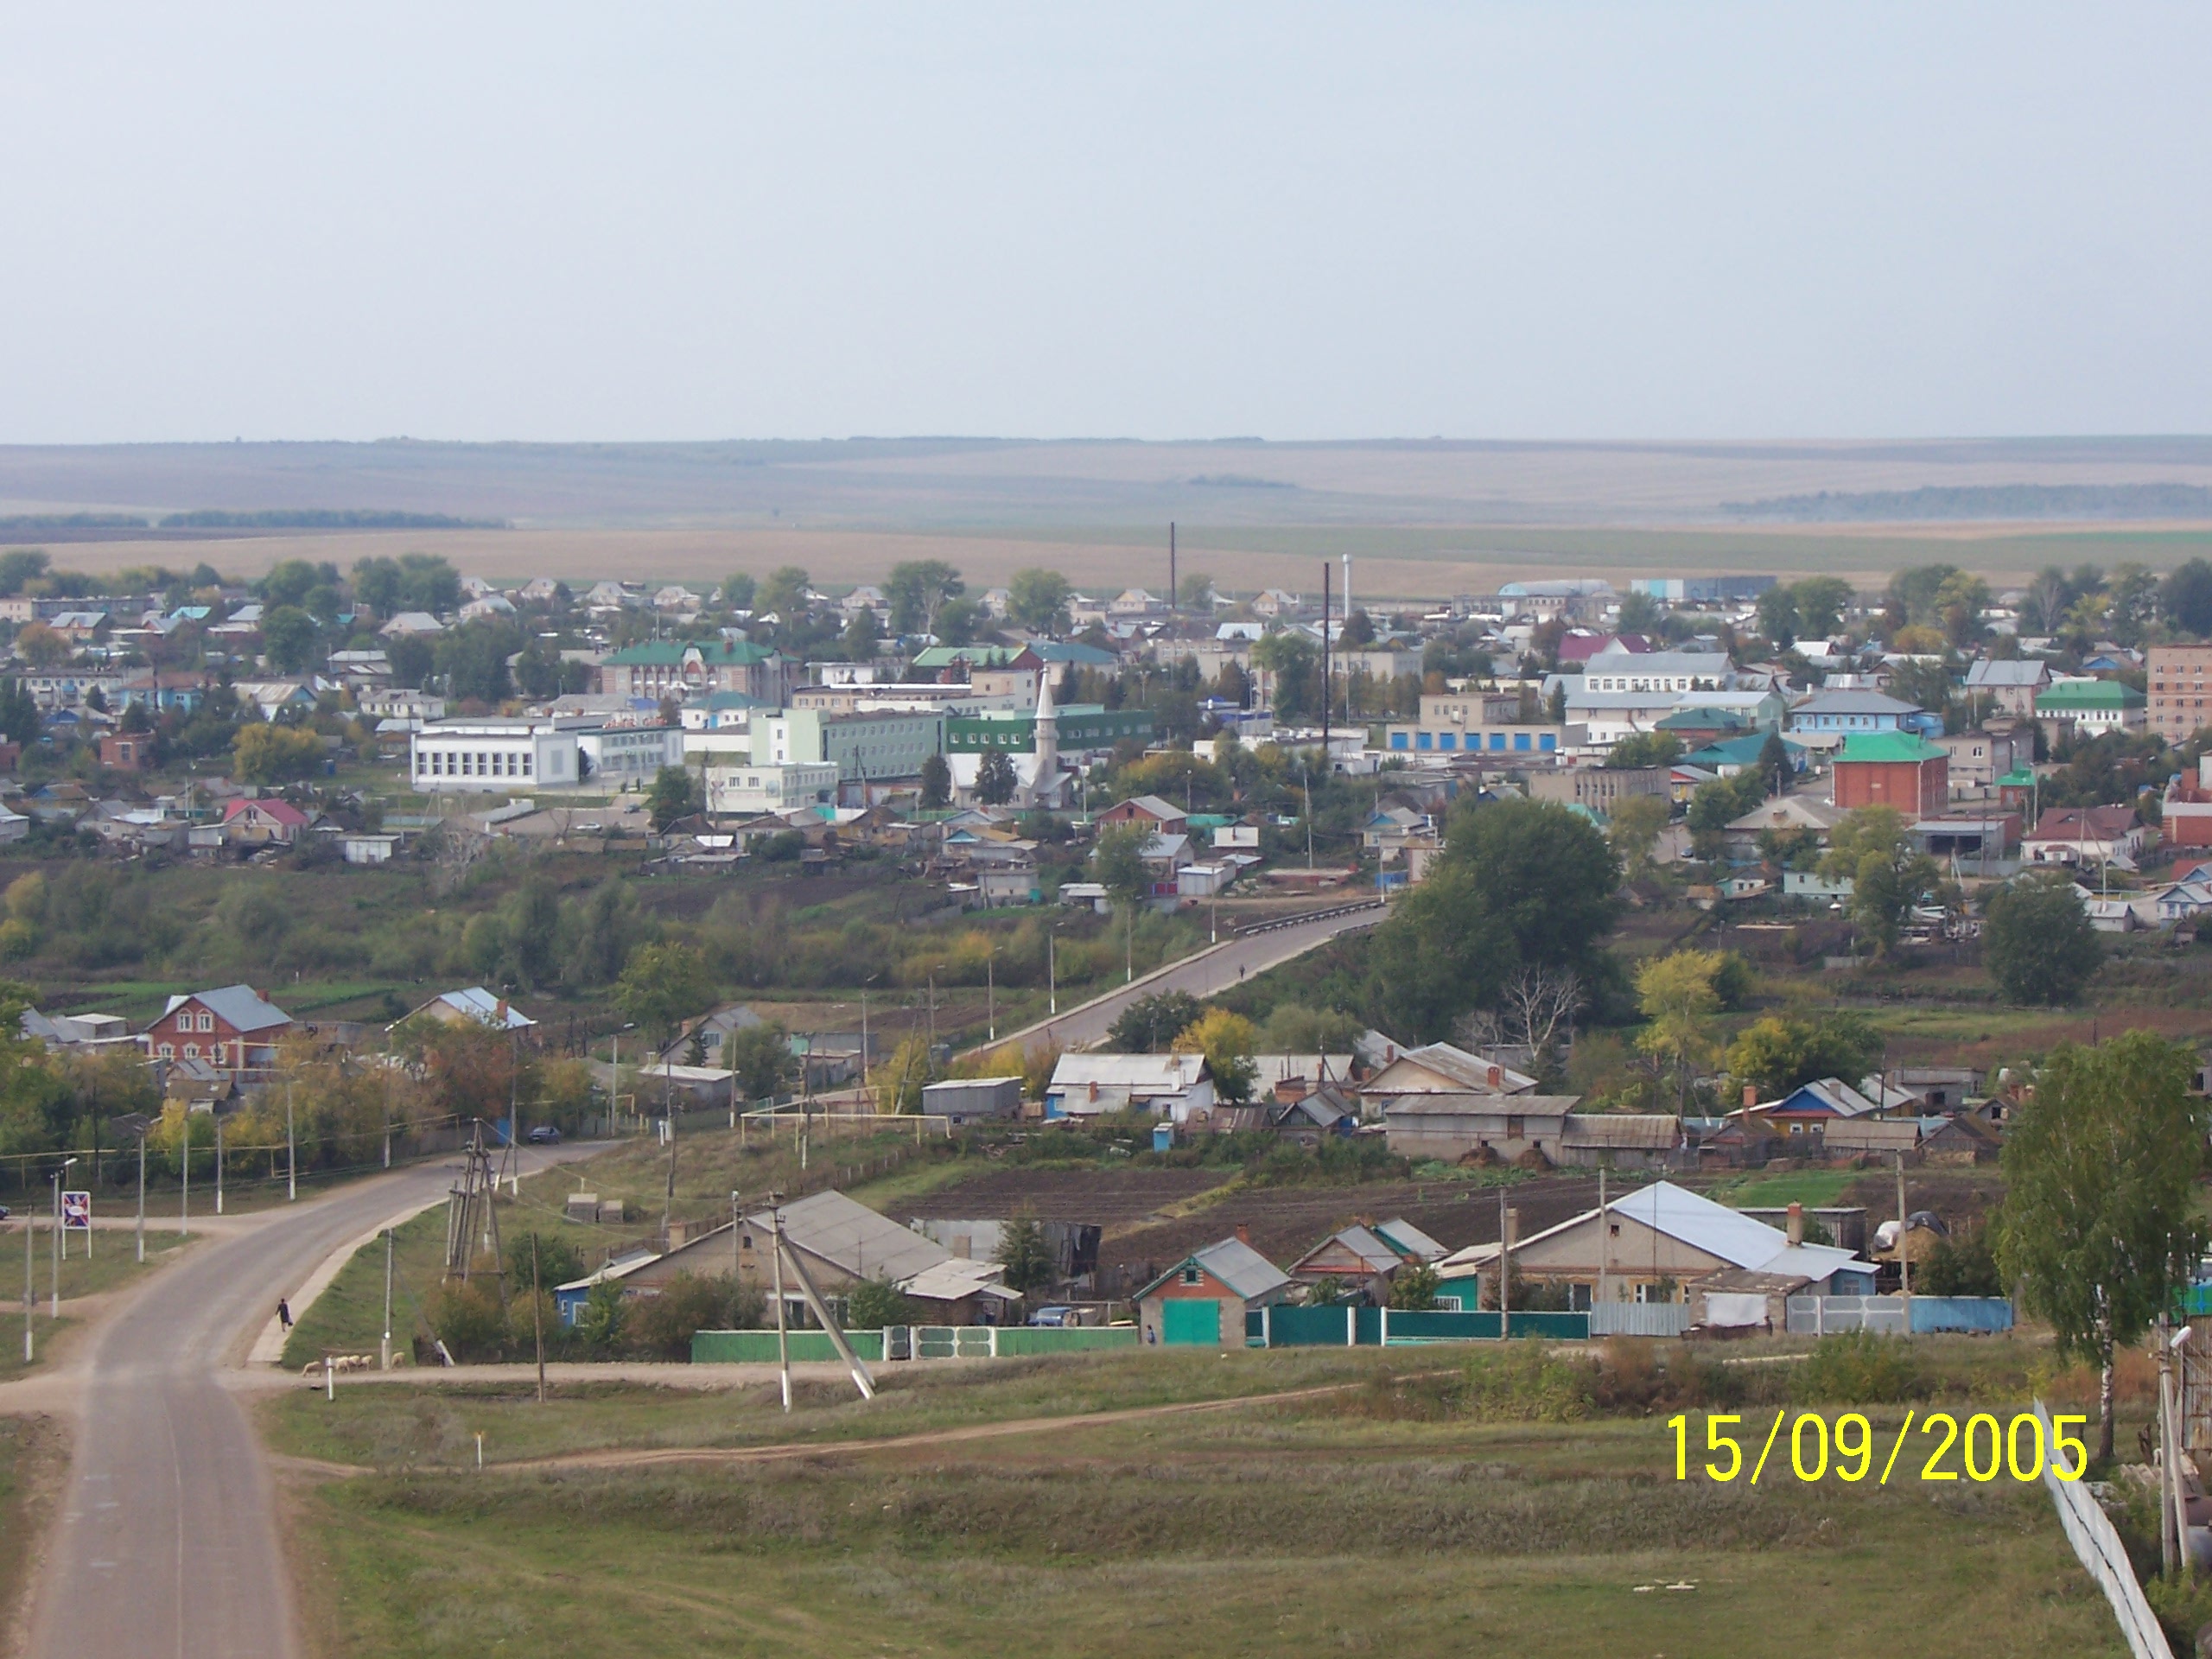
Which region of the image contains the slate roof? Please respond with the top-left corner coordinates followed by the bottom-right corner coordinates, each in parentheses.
top-left (421, 987), bottom-right (537, 1031)
top-left (1136, 1236), bottom-right (1294, 1303)
top-left (742, 1189), bottom-right (947, 1283)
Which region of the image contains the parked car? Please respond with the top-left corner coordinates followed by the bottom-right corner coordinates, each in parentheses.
top-left (0, 1205), bottom-right (10, 1221)
top-left (1027, 1306), bottom-right (1087, 1327)
top-left (526, 1125), bottom-right (563, 1145)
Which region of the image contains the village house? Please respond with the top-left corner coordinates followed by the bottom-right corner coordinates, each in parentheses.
top-left (222, 796), bottom-right (313, 846)
top-left (1286, 1218), bottom-right (1447, 1303)
top-left (143, 984), bottom-right (296, 1076)
top-left (1134, 1229), bottom-right (1295, 1346)
top-left (2022, 805), bottom-right (2146, 868)
top-left (1044, 1053), bottom-right (1216, 1122)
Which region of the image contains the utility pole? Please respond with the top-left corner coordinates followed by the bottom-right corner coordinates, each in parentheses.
top-left (531, 1233), bottom-right (546, 1405)
top-left (987, 951), bottom-right (995, 1045)
top-left (1895, 1154), bottom-right (1910, 1298)
top-left (1048, 928), bottom-right (1058, 1015)
top-left (1497, 1185), bottom-right (1510, 1322)
top-left (381, 1229), bottom-right (394, 1373)
top-left (214, 1114), bottom-right (224, 1217)
top-left (135, 1133), bottom-right (145, 1265)
top-left (51, 1160), bottom-right (74, 1318)
top-left (179, 1117), bottom-right (188, 1237)
top-left (1169, 522), bottom-right (1177, 618)
top-left (22, 1200), bottom-right (32, 1362)
top-left (770, 1194), bottom-right (791, 1413)
top-left (1320, 559), bottom-right (1332, 772)
top-left (1597, 1166), bottom-right (1609, 1312)
top-left (286, 1079), bottom-right (296, 1203)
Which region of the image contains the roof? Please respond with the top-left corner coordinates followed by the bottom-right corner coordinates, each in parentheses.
top-left (1654, 705), bottom-right (1748, 731)
top-left (2026, 805), bottom-right (2139, 841)
top-left (742, 1189), bottom-right (946, 1282)
top-left (1834, 731), bottom-right (1948, 764)
top-left (1365, 1041), bottom-right (1537, 1095)
top-left (2037, 678), bottom-right (2145, 709)
top-left (1293, 1225), bottom-right (1407, 1276)
top-left (419, 987), bottom-right (537, 1030)
top-left (1382, 1092), bottom-right (1581, 1118)
top-left (898, 1258), bottom-right (1020, 1304)
top-left (1439, 1179), bottom-right (1861, 1283)
top-left (222, 797), bottom-right (311, 826)
top-left (1137, 1236), bottom-right (1294, 1303)
top-left (160, 983), bottom-right (293, 1033)
top-left (1684, 733), bottom-right (1804, 767)
top-left (603, 639), bottom-right (779, 666)
top-left (1113, 794), bottom-right (1188, 822)
top-left (1755, 1077), bottom-right (1883, 1119)
top-left (1048, 1053), bottom-right (1211, 1093)
top-left (1964, 659), bottom-right (2050, 687)
top-left (1791, 690), bottom-right (1923, 716)
top-left (1371, 1217), bottom-right (1448, 1262)
top-left (1560, 1113), bottom-right (1681, 1150)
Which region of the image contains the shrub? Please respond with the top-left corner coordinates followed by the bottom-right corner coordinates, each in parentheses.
top-left (1790, 1332), bottom-right (1928, 1405)
top-left (425, 1280), bottom-right (508, 1363)
top-left (1389, 1263), bottom-right (1439, 1311)
top-left (626, 1273), bottom-right (741, 1358)
top-left (846, 1276), bottom-right (918, 1330)
top-left (1460, 1340), bottom-right (1593, 1421)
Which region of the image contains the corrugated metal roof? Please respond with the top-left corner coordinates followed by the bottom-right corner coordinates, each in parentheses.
top-left (744, 1189), bottom-right (948, 1283)
top-left (1560, 1114), bottom-right (1681, 1149)
top-left (1382, 1092), bottom-right (1580, 1117)
top-left (161, 983), bottom-right (292, 1033)
top-left (1191, 1236), bottom-right (1294, 1301)
top-left (1373, 1217), bottom-right (1447, 1262)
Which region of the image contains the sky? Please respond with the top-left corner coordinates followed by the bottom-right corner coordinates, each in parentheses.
top-left (1, 4), bottom-right (2207, 445)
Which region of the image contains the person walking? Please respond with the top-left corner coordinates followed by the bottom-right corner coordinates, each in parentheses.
top-left (276, 1298), bottom-right (293, 1332)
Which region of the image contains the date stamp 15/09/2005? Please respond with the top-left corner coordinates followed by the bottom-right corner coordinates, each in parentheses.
top-left (1668, 1409), bottom-right (2088, 1486)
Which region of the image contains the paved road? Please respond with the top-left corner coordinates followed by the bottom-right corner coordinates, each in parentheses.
top-left (998, 902), bottom-right (1386, 1053)
top-left (22, 1146), bottom-right (588, 1659)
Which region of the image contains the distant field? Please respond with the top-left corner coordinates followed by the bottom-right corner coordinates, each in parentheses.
top-left (33, 519), bottom-right (2212, 605)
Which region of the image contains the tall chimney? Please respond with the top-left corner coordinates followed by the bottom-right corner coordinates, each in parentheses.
top-left (1786, 1202), bottom-right (1804, 1246)
top-left (1487, 1064), bottom-right (1503, 1090)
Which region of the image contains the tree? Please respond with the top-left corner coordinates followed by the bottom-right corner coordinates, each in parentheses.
top-left (1443, 798), bottom-right (1621, 976)
top-left (1389, 1263), bottom-right (1439, 1311)
top-left (1821, 806), bottom-right (1940, 955)
top-left (1634, 950), bottom-right (1724, 1109)
top-left (645, 765), bottom-right (701, 832)
top-left (756, 566), bottom-right (810, 620)
top-left (15, 623), bottom-right (67, 668)
top-left (505, 1230), bottom-right (586, 1292)
top-left (1458, 966), bottom-right (1585, 1075)
top-left (1177, 570), bottom-right (1217, 611)
top-left (976, 748), bottom-right (1018, 806)
top-left (1107, 990), bottom-right (1203, 1052)
top-left (1686, 772), bottom-right (1764, 860)
top-left (232, 721), bottom-right (324, 785)
top-left (724, 1021), bottom-right (793, 1103)
top-left (1251, 632), bottom-right (1318, 721)
top-left (994, 1209), bottom-right (1056, 1294)
top-left (260, 605), bottom-right (318, 673)
top-left (842, 606), bottom-right (883, 660)
top-left (1994, 1032), bottom-right (2209, 1462)
top-left (1616, 591), bottom-right (1662, 632)
top-left (1724, 1011), bottom-right (1882, 1099)
top-left (0, 679), bottom-right (41, 747)
top-left (1983, 874), bottom-right (2101, 1004)
top-left (1605, 731), bottom-right (1682, 771)
top-left (1090, 823), bottom-right (1153, 909)
top-left (1338, 607), bottom-right (1376, 648)
top-left (2163, 559), bottom-right (2212, 637)
top-left (1007, 568), bottom-right (1072, 635)
top-left (1172, 1007), bottom-right (1257, 1103)
top-left (885, 560), bottom-right (963, 637)
top-left (1756, 587), bottom-right (1798, 647)
top-left (1364, 863), bottom-right (1521, 1044)
top-left (1755, 730), bottom-right (1793, 798)
top-left (1606, 795), bottom-right (1670, 876)
top-left (1790, 577), bottom-right (1853, 639)
top-left (720, 572), bottom-right (757, 612)
top-left (613, 943), bottom-right (715, 1046)
top-left (918, 753), bottom-right (951, 810)
top-left (847, 1276), bottom-right (918, 1329)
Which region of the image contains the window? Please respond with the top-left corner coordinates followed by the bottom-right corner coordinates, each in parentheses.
top-left (1505, 1115), bottom-right (1525, 1139)
top-left (183, 1043), bottom-right (199, 1059)
top-left (157, 1043), bottom-right (174, 1059)
top-left (1182, 1265), bottom-right (1202, 1286)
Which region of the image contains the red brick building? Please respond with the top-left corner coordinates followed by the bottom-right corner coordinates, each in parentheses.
top-left (2149, 645), bottom-right (2212, 745)
top-left (143, 984), bottom-right (296, 1076)
top-left (1133, 1229), bottom-right (1294, 1346)
top-left (1830, 732), bottom-right (1948, 817)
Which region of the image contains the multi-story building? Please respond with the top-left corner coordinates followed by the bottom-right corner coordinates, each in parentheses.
top-left (1523, 766), bottom-right (1669, 816)
top-left (748, 709), bottom-right (946, 785)
top-left (143, 984), bottom-right (295, 1076)
top-left (2148, 645), bottom-right (2212, 743)
top-left (2034, 677), bottom-right (2145, 737)
top-left (945, 703), bottom-right (1152, 760)
top-left (598, 639), bottom-right (787, 706)
top-left (1831, 732), bottom-right (1949, 817)
top-left (1383, 721), bottom-right (1585, 758)
top-left (704, 761), bottom-right (840, 815)
top-left (410, 716), bottom-right (678, 791)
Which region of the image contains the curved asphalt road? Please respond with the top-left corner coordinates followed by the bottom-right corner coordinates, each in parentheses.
top-left (999, 902), bottom-right (1386, 1053)
top-left (22, 1147), bottom-right (588, 1659)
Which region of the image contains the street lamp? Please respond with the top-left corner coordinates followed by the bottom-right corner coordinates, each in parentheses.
top-left (50, 1157), bottom-right (76, 1318)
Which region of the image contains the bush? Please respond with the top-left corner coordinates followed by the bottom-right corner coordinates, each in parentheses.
top-left (1917, 1231), bottom-right (2004, 1298)
top-left (627, 1273), bottom-right (746, 1358)
top-left (846, 1276), bottom-right (917, 1329)
top-left (425, 1280), bottom-right (509, 1363)
top-left (1389, 1263), bottom-right (1439, 1311)
top-left (1790, 1332), bottom-right (1928, 1405)
top-left (505, 1230), bottom-right (586, 1293)
top-left (1459, 1340), bottom-right (1593, 1421)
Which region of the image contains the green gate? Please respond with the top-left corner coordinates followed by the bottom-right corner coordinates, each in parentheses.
top-left (1161, 1299), bottom-right (1223, 1345)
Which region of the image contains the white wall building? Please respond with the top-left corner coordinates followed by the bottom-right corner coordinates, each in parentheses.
top-left (410, 716), bottom-right (681, 792)
top-left (705, 762), bottom-right (840, 815)
top-left (578, 722), bottom-right (684, 785)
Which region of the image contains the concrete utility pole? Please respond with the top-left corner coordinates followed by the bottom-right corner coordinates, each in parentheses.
top-left (215, 1115), bottom-right (224, 1217)
top-left (1895, 1154), bottom-right (1910, 1298)
top-left (1497, 1186), bottom-right (1510, 1321)
top-left (22, 1202), bottom-right (32, 1363)
top-left (286, 1081), bottom-right (296, 1203)
top-left (136, 1134), bottom-right (145, 1264)
top-left (51, 1159), bottom-right (74, 1318)
top-left (531, 1234), bottom-right (546, 1406)
top-left (381, 1229), bottom-right (394, 1373)
top-left (770, 1195), bottom-right (791, 1413)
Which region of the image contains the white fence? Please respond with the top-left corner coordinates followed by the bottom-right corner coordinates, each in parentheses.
top-left (1785, 1294), bottom-right (1907, 1336)
top-left (1589, 1303), bottom-right (1692, 1338)
top-left (2034, 1401), bottom-right (2172, 1659)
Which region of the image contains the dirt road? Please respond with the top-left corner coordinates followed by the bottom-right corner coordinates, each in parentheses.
top-left (14, 1144), bottom-right (592, 1659)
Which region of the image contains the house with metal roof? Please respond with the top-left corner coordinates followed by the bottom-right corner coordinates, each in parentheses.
top-left (1134, 1230), bottom-right (1295, 1346)
top-left (1963, 658), bottom-right (2051, 720)
top-left (1045, 1053), bottom-right (1216, 1122)
top-left (1788, 689), bottom-right (1941, 748)
top-left (407, 987), bottom-right (537, 1033)
top-left (2035, 677), bottom-right (2145, 735)
top-left (1433, 1179), bottom-right (1872, 1313)
top-left (143, 984), bottom-right (296, 1077)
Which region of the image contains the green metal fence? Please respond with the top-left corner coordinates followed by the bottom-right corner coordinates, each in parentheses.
top-left (691, 1325), bottom-right (1139, 1363)
top-left (1251, 1305), bottom-right (1592, 1347)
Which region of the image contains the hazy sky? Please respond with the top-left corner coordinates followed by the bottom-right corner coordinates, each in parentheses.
top-left (3, 4), bottom-right (2207, 445)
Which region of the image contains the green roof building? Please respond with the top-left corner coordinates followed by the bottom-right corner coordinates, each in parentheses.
top-left (946, 703), bottom-right (1153, 756)
top-left (2034, 677), bottom-right (2145, 733)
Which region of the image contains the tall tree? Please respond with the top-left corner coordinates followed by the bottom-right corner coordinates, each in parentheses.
top-left (1983, 874), bottom-right (2101, 1004)
top-left (1170, 1007), bottom-right (1257, 1104)
top-left (1994, 1033), bottom-right (2209, 1461)
top-left (1821, 807), bottom-right (1940, 955)
top-left (1007, 569), bottom-right (1072, 635)
top-left (885, 560), bottom-right (964, 636)
top-left (918, 753), bottom-right (952, 810)
top-left (1634, 950), bottom-right (1724, 1109)
top-left (976, 748), bottom-right (1018, 806)
top-left (755, 566), bottom-right (811, 620)
top-left (1790, 576), bottom-right (1853, 638)
top-left (2162, 559), bottom-right (2212, 637)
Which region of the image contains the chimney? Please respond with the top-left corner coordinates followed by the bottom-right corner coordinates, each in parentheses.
top-left (1234, 1223), bottom-right (1252, 1247)
top-left (1487, 1064), bottom-right (1503, 1090)
top-left (1743, 1084), bottom-right (1758, 1108)
top-left (1786, 1202), bottom-right (1804, 1246)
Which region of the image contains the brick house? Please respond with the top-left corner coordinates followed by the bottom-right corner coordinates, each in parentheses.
top-left (1094, 793), bottom-right (1189, 836)
top-left (99, 734), bottom-right (149, 771)
top-left (1830, 732), bottom-right (1948, 817)
top-left (222, 797), bottom-right (312, 846)
top-left (1134, 1230), bottom-right (1294, 1346)
top-left (2149, 645), bottom-right (2212, 745)
top-left (143, 984), bottom-right (296, 1076)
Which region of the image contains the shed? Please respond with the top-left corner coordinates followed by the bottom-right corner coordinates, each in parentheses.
top-left (919, 1077), bottom-right (1023, 1122)
top-left (1134, 1230), bottom-right (1294, 1347)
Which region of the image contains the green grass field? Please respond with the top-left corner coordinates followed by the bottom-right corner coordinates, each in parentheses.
top-left (271, 1348), bottom-right (2127, 1659)
top-left (0, 1227), bottom-right (194, 1380)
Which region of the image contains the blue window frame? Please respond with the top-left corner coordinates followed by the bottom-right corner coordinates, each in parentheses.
top-left (1489, 732), bottom-right (1506, 750)
top-left (1514, 732), bottom-right (1531, 751)
top-left (1438, 733), bottom-right (1456, 750)
top-left (1539, 734), bottom-right (1556, 750)
top-left (1417, 732), bottom-right (1433, 750)
top-left (1390, 731), bottom-right (1408, 750)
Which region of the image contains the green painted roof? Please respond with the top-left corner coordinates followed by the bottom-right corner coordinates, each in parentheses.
top-left (1997, 766), bottom-right (2038, 787)
top-left (604, 639), bottom-right (778, 666)
top-left (1656, 705), bottom-right (1748, 731)
top-left (1835, 731), bottom-right (1948, 763)
top-left (1685, 733), bottom-right (1805, 766)
top-left (2035, 678), bottom-right (2144, 710)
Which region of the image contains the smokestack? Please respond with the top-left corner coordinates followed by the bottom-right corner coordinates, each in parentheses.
top-left (1786, 1202), bottom-right (1804, 1246)
top-left (1487, 1064), bottom-right (1503, 1090)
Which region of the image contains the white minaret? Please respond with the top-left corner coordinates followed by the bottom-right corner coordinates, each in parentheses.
top-left (1028, 665), bottom-right (1060, 804)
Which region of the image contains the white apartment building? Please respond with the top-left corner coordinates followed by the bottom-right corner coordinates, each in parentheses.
top-left (579, 722), bottom-right (685, 784)
top-left (1580, 648), bottom-right (1737, 694)
top-left (705, 761), bottom-right (840, 814)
